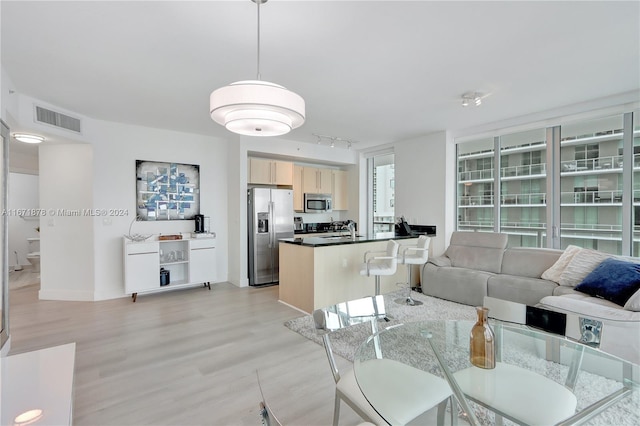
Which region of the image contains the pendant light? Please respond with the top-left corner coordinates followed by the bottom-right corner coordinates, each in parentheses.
top-left (210, 0), bottom-right (305, 137)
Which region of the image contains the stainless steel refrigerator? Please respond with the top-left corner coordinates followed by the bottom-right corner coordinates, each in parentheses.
top-left (248, 188), bottom-right (294, 286)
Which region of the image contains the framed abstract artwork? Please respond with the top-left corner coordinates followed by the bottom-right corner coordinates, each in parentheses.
top-left (136, 160), bottom-right (200, 220)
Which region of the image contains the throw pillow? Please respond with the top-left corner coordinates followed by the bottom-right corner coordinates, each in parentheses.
top-left (624, 288), bottom-right (640, 311)
top-left (575, 258), bottom-right (640, 307)
top-left (541, 245), bottom-right (582, 283)
top-left (558, 248), bottom-right (610, 287)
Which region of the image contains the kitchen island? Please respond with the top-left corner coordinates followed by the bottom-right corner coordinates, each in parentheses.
top-left (278, 235), bottom-right (418, 313)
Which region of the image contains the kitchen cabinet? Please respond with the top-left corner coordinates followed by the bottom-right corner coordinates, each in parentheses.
top-left (248, 158), bottom-right (293, 185)
top-left (332, 170), bottom-right (348, 210)
top-left (302, 167), bottom-right (332, 194)
top-left (293, 165), bottom-right (304, 211)
top-left (123, 236), bottom-right (216, 302)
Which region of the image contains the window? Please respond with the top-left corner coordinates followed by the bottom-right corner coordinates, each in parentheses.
top-left (457, 137), bottom-right (494, 231)
top-left (633, 110), bottom-right (640, 255)
top-left (560, 115), bottom-right (623, 254)
top-left (370, 153), bottom-right (395, 235)
top-left (499, 128), bottom-right (547, 247)
top-left (456, 111), bottom-right (636, 255)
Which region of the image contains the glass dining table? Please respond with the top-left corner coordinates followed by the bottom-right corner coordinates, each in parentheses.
top-left (353, 320), bottom-right (639, 426)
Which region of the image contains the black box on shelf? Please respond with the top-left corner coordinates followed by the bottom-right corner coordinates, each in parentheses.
top-left (160, 268), bottom-right (170, 286)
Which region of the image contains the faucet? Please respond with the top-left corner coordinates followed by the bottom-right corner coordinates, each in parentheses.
top-left (342, 221), bottom-right (356, 239)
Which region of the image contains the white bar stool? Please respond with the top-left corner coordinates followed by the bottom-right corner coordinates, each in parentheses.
top-left (359, 240), bottom-right (399, 296)
top-left (395, 235), bottom-right (430, 306)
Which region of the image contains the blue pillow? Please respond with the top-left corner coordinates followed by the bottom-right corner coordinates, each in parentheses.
top-left (575, 258), bottom-right (640, 306)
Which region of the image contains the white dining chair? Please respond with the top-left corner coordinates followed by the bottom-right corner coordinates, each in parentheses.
top-left (360, 240), bottom-right (400, 296)
top-left (395, 235), bottom-right (430, 306)
top-left (314, 307), bottom-right (454, 426)
top-left (257, 370), bottom-right (282, 426)
top-left (257, 369), bottom-right (375, 426)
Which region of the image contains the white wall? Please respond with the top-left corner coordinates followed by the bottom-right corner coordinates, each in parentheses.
top-left (39, 144), bottom-right (95, 300)
top-left (87, 119), bottom-right (229, 300)
top-left (8, 172), bottom-right (39, 268)
top-left (393, 131), bottom-right (449, 256)
top-left (6, 92), bottom-right (229, 300)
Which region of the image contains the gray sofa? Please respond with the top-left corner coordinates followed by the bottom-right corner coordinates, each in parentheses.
top-left (422, 231), bottom-right (640, 363)
top-left (423, 231), bottom-right (562, 307)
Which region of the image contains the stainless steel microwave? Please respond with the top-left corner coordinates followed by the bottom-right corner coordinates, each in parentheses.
top-left (304, 193), bottom-right (332, 213)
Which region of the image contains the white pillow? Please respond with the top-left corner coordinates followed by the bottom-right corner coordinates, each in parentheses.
top-left (541, 245), bottom-right (582, 283)
top-left (558, 248), bottom-right (610, 287)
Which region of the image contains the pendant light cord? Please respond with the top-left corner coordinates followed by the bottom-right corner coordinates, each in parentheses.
top-left (256, 0), bottom-right (261, 80)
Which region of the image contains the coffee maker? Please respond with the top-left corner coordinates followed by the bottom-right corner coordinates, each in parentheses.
top-left (194, 214), bottom-right (205, 233)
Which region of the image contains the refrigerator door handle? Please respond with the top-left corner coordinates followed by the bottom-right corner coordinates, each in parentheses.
top-left (268, 201), bottom-right (275, 248)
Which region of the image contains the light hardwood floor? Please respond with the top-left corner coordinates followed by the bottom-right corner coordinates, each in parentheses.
top-left (8, 279), bottom-right (364, 425)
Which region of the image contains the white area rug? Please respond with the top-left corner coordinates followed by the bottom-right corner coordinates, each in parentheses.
top-left (284, 290), bottom-right (639, 426)
top-left (284, 289), bottom-right (476, 361)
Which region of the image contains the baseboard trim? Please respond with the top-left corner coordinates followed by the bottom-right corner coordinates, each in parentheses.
top-left (278, 299), bottom-right (309, 315)
top-left (38, 289), bottom-right (94, 301)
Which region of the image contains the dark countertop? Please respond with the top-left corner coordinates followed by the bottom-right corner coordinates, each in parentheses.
top-left (280, 234), bottom-right (419, 247)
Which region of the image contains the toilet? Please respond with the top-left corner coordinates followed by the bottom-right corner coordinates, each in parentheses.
top-left (26, 237), bottom-right (40, 273)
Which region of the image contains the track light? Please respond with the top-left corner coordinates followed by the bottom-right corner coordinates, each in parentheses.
top-left (461, 92), bottom-right (484, 107)
top-left (312, 133), bottom-right (358, 150)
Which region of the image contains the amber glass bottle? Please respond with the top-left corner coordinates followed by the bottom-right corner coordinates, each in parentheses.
top-left (469, 306), bottom-right (496, 369)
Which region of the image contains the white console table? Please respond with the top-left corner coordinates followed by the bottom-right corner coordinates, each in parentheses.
top-left (123, 235), bottom-right (216, 302)
top-left (1, 343), bottom-right (76, 425)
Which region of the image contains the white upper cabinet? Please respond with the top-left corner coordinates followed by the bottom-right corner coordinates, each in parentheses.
top-left (302, 167), bottom-right (332, 194)
top-left (248, 158), bottom-right (293, 185)
top-left (332, 170), bottom-right (348, 210)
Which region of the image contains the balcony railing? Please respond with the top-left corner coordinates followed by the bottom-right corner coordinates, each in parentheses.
top-left (500, 163), bottom-right (546, 178)
top-left (458, 169), bottom-right (494, 181)
top-left (560, 223), bottom-right (622, 232)
top-left (459, 192), bottom-right (546, 206)
top-left (460, 154), bottom-right (640, 182)
top-left (458, 195), bottom-right (494, 206)
top-left (459, 189), bottom-right (640, 207)
top-left (561, 189), bottom-right (623, 204)
top-left (560, 154), bottom-right (625, 172)
top-left (501, 192), bottom-right (546, 205)
top-left (500, 221), bottom-right (546, 229)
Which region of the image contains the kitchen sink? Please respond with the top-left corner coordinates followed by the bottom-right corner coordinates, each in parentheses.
top-left (321, 235), bottom-right (362, 240)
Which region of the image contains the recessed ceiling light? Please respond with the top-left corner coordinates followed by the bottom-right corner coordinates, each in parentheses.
top-left (13, 133), bottom-right (45, 144)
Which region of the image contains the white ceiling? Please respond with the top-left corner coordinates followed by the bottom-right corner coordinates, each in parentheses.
top-left (2, 1), bottom-right (639, 150)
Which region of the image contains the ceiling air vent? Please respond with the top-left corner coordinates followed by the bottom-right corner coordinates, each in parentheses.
top-left (35, 105), bottom-right (81, 133)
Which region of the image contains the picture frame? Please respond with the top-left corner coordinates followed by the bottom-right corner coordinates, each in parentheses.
top-left (136, 160), bottom-right (200, 221)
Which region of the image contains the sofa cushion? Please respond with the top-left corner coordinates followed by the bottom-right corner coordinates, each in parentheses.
top-left (501, 248), bottom-right (562, 278)
top-left (487, 274), bottom-right (557, 306)
top-left (574, 258), bottom-right (640, 307)
top-left (445, 232), bottom-right (508, 274)
top-left (558, 249), bottom-right (610, 287)
top-left (541, 245), bottom-right (582, 283)
top-left (422, 263), bottom-right (492, 307)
